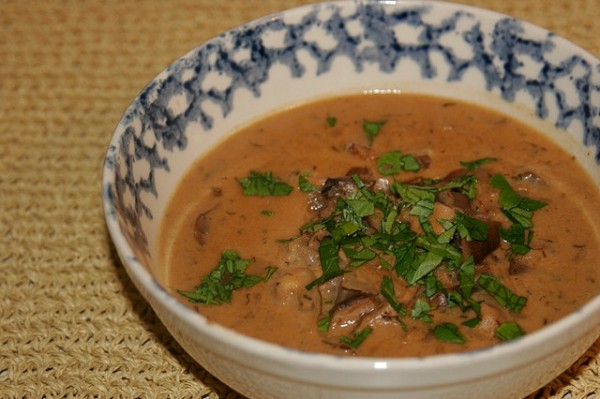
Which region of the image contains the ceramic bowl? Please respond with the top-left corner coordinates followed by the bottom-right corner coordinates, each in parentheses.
top-left (102, 1), bottom-right (600, 398)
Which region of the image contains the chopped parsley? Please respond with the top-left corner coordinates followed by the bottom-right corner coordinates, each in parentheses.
top-left (340, 327), bottom-right (373, 349)
top-left (477, 274), bottom-right (527, 313)
top-left (434, 323), bottom-right (466, 344)
top-left (297, 166), bottom-right (539, 347)
top-left (460, 157), bottom-right (498, 171)
top-left (458, 257), bottom-right (476, 300)
top-left (496, 321), bottom-right (525, 341)
top-left (305, 237), bottom-right (345, 290)
top-left (491, 173), bottom-right (546, 254)
top-left (491, 173), bottom-right (546, 227)
top-left (178, 251), bottom-right (266, 305)
top-left (411, 299), bottom-right (433, 323)
top-left (377, 151), bottom-right (421, 175)
top-left (362, 119), bottom-right (386, 146)
top-left (453, 213), bottom-right (489, 242)
top-left (299, 174), bottom-right (317, 192)
top-left (263, 266), bottom-right (278, 282)
top-left (380, 276), bottom-right (407, 317)
top-left (239, 171), bottom-right (293, 196)
top-left (317, 315), bottom-right (331, 332)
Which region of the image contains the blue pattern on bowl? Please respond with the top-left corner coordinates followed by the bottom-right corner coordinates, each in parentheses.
top-left (103, 1), bottom-right (600, 257)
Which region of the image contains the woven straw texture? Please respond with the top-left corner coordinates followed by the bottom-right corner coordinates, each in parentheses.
top-left (1, 0), bottom-right (599, 398)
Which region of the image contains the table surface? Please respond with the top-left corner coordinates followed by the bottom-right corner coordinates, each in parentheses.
top-left (2, 0), bottom-right (599, 397)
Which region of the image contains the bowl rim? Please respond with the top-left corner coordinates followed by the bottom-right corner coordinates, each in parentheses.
top-left (102, 0), bottom-right (600, 386)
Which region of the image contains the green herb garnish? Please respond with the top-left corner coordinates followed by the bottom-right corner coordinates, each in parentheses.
top-left (490, 173), bottom-right (546, 254)
top-left (452, 213), bottom-right (489, 242)
top-left (391, 182), bottom-right (436, 206)
top-left (377, 151), bottom-right (421, 175)
top-left (411, 299), bottom-right (433, 323)
top-left (363, 119), bottom-right (386, 146)
top-left (491, 174), bottom-right (546, 228)
top-left (299, 174), bottom-right (317, 192)
top-left (459, 256), bottom-right (476, 298)
top-left (460, 157), bottom-right (498, 171)
top-left (496, 321), bottom-right (525, 341)
top-left (380, 276), bottom-right (407, 316)
top-left (317, 314), bottom-right (331, 332)
top-left (239, 171), bottom-right (293, 196)
top-left (462, 318), bottom-right (481, 328)
top-left (340, 327), bottom-right (373, 349)
top-left (178, 251), bottom-right (265, 305)
top-left (499, 224), bottom-right (533, 255)
top-left (477, 274), bottom-right (527, 313)
top-left (305, 237), bottom-right (345, 290)
top-left (295, 163), bottom-right (535, 347)
top-left (434, 323), bottom-right (466, 344)
top-left (263, 266), bottom-right (278, 282)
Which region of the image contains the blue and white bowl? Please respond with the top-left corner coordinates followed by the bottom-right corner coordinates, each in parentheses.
top-left (102, 1), bottom-right (600, 398)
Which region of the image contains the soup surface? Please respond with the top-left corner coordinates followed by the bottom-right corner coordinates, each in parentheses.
top-left (161, 93), bottom-right (600, 357)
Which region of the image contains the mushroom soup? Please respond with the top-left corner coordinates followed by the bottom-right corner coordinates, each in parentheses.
top-left (160, 93), bottom-right (600, 357)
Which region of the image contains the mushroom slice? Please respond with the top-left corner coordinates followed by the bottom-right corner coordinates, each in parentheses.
top-left (328, 293), bottom-right (383, 337)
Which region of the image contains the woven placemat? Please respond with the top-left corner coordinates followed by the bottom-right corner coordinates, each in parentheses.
top-left (1, 0), bottom-right (599, 398)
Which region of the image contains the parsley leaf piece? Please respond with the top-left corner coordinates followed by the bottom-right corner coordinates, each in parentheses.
top-left (404, 234), bottom-right (462, 285)
top-left (299, 174), bottom-right (317, 192)
top-left (460, 157), bottom-right (498, 171)
top-left (449, 257), bottom-right (482, 316)
top-left (490, 174), bottom-right (546, 254)
top-left (382, 210), bottom-right (399, 234)
top-left (459, 256), bottom-right (476, 298)
top-left (499, 223), bottom-right (533, 255)
top-left (477, 274), bottom-right (527, 313)
top-left (317, 314), bottom-right (331, 332)
top-left (346, 197), bottom-right (375, 218)
top-left (490, 174), bottom-right (546, 228)
top-left (410, 198), bottom-right (436, 219)
top-left (326, 116), bottom-right (337, 127)
top-left (363, 119), bottom-right (386, 146)
top-left (436, 220), bottom-right (457, 244)
top-left (411, 299), bottom-right (433, 323)
top-left (263, 266), bottom-right (278, 282)
top-left (423, 275), bottom-right (442, 298)
top-left (178, 251), bottom-right (263, 305)
top-left (377, 151), bottom-right (421, 175)
top-left (341, 238), bottom-right (377, 267)
top-left (453, 213), bottom-right (489, 242)
top-left (462, 318), bottom-right (481, 328)
top-left (438, 174), bottom-right (478, 200)
top-left (416, 234), bottom-right (463, 266)
top-left (434, 323), bottom-right (466, 344)
top-left (305, 238), bottom-right (344, 290)
top-left (392, 182), bottom-right (437, 205)
top-left (393, 241), bottom-right (419, 279)
top-left (340, 327), bottom-right (373, 349)
top-left (380, 276), bottom-right (407, 316)
top-left (496, 321), bottom-right (525, 341)
top-left (300, 218), bottom-right (328, 234)
top-left (239, 171), bottom-right (293, 196)
top-left (409, 250), bottom-right (444, 285)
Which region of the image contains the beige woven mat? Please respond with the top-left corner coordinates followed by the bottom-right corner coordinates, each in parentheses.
top-left (1, 0), bottom-right (599, 398)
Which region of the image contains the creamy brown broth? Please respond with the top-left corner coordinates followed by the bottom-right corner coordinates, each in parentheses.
top-left (161, 94), bottom-right (600, 357)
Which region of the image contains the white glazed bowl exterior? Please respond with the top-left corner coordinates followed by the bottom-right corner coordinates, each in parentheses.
top-left (102, 1), bottom-right (600, 398)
